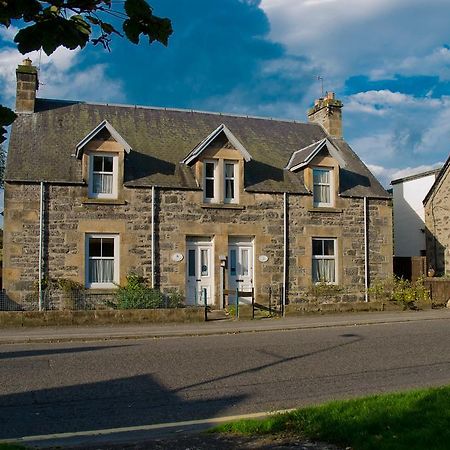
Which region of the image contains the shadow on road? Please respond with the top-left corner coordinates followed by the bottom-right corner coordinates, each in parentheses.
top-left (0, 334), bottom-right (363, 441)
top-left (174, 335), bottom-right (364, 394)
top-left (0, 374), bottom-right (247, 440)
top-left (0, 344), bottom-right (129, 360)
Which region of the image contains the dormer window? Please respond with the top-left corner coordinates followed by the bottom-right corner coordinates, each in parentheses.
top-left (204, 160), bottom-right (217, 203)
top-left (203, 159), bottom-right (239, 204)
top-left (224, 161), bottom-right (237, 203)
top-left (313, 167), bottom-right (333, 207)
top-left (88, 153), bottom-right (118, 199)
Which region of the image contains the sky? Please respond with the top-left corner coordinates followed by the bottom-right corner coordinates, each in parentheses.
top-left (1, 0), bottom-right (450, 188)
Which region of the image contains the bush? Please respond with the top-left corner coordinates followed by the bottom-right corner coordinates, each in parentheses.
top-left (115, 274), bottom-right (184, 309)
top-left (308, 283), bottom-right (346, 303)
top-left (369, 276), bottom-right (430, 309)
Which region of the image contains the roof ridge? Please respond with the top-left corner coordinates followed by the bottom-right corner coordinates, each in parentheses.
top-left (35, 97), bottom-right (317, 126)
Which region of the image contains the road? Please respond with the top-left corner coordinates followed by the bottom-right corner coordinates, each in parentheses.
top-left (1, 318), bottom-right (449, 444)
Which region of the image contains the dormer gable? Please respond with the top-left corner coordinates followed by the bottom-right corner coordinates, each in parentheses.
top-left (285, 138), bottom-right (345, 172)
top-left (181, 123), bottom-right (252, 165)
top-left (75, 120), bottom-right (132, 159)
top-left (286, 138), bottom-right (346, 208)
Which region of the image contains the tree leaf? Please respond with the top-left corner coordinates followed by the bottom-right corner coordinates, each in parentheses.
top-left (0, 105), bottom-right (17, 144)
top-left (123, 19), bottom-right (141, 44)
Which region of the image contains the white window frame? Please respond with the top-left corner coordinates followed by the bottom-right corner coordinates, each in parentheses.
top-left (203, 159), bottom-right (218, 203)
top-left (224, 160), bottom-right (239, 204)
top-left (312, 238), bottom-right (337, 284)
top-left (312, 167), bottom-right (333, 207)
top-left (85, 234), bottom-right (120, 289)
top-left (88, 152), bottom-right (119, 199)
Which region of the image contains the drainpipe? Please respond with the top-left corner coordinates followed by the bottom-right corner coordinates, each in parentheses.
top-left (364, 196), bottom-right (369, 302)
top-left (38, 181), bottom-right (44, 311)
top-left (282, 192), bottom-right (287, 315)
top-left (151, 185), bottom-right (156, 289)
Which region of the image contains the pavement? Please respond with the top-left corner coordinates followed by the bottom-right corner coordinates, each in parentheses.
top-left (1, 308), bottom-right (449, 344)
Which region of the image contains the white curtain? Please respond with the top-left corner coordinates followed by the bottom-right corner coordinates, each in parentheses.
top-left (313, 259), bottom-right (335, 283)
top-left (93, 173), bottom-right (113, 194)
top-left (89, 259), bottom-right (114, 283)
top-left (225, 179), bottom-right (234, 199)
top-left (313, 170), bottom-right (330, 203)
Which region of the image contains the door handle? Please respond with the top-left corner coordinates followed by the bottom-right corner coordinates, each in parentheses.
top-left (196, 279), bottom-right (201, 282)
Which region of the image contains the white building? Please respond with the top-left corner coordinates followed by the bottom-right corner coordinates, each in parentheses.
top-left (391, 168), bottom-right (441, 257)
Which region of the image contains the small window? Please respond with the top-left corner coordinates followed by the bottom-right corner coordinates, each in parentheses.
top-left (312, 238), bottom-right (336, 284)
top-left (88, 153), bottom-right (118, 199)
top-left (86, 234), bottom-right (119, 288)
top-left (313, 168), bottom-right (332, 207)
top-left (230, 249), bottom-right (237, 276)
top-left (188, 249), bottom-right (196, 277)
top-left (200, 248), bottom-right (209, 276)
top-left (204, 161), bottom-right (217, 202)
top-left (224, 162), bottom-right (236, 202)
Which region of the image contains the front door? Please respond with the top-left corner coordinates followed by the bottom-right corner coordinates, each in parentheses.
top-left (186, 238), bottom-right (214, 306)
top-left (228, 237), bottom-right (254, 305)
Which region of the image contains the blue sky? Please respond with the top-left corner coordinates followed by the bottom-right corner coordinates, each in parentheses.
top-left (1, 0), bottom-right (450, 188)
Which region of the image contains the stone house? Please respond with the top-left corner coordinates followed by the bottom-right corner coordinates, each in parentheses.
top-left (424, 153), bottom-right (450, 276)
top-left (391, 168), bottom-right (441, 258)
top-left (391, 168), bottom-right (440, 281)
top-left (3, 60), bottom-right (392, 309)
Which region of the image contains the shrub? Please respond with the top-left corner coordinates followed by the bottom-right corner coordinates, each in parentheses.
top-left (369, 276), bottom-right (430, 309)
top-left (308, 283), bottom-right (346, 303)
top-left (115, 274), bottom-right (184, 309)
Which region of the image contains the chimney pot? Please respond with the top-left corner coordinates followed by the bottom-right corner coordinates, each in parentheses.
top-left (307, 93), bottom-right (343, 138)
top-left (15, 59), bottom-right (39, 113)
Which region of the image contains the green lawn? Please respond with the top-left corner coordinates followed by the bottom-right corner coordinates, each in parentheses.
top-left (214, 385), bottom-right (450, 450)
top-left (0, 445), bottom-right (26, 450)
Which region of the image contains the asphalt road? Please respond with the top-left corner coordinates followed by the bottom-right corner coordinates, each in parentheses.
top-left (1, 319), bottom-right (449, 443)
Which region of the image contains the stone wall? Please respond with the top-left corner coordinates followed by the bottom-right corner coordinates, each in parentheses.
top-left (425, 167), bottom-right (450, 275)
top-left (3, 181), bottom-right (393, 309)
top-left (3, 182), bottom-right (154, 307)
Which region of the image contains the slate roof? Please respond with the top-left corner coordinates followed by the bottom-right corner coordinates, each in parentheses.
top-left (423, 154), bottom-right (450, 205)
top-left (391, 167), bottom-right (441, 185)
top-left (6, 99), bottom-right (390, 198)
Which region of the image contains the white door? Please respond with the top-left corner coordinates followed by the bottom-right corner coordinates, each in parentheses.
top-left (228, 238), bottom-right (254, 305)
top-left (186, 239), bottom-right (214, 306)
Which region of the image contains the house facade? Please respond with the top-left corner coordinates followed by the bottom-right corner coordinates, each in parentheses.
top-left (3, 60), bottom-right (393, 309)
top-left (424, 154), bottom-right (450, 276)
top-left (391, 168), bottom-right (440, 257)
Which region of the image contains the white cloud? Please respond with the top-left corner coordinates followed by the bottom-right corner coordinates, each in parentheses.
top-left (345, 90), bottom-right (443, 116)
top-left (370, 46), bottom-right (450, 81)
top-left (367, 162), bottom-right (443, 187)
top-left (0, 45), bottom-right (124, 107)
top-left (0, 25), bottom-right (19, 43)
top-left (259, 0), bottom-right (450, 86)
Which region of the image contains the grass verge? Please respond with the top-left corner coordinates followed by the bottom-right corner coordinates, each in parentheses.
top-left (214, 385), bottom-right (450, 450)
top-left (0, 445), bottom-right (26, 450)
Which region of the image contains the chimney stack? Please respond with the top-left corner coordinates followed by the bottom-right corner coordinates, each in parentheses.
top-left (307, 92), bottom-right (343, 138)
top-left (16, 58), bottom-right (39, 113)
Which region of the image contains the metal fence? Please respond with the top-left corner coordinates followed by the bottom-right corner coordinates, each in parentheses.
top-left (0, 289), bottom-right (184, 311)
top-left (0, 290), bottom-right (23, 311)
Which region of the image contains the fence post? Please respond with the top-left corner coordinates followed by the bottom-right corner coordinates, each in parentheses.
top-left (203, 288), bottom-right (208, 322)
top-left (235, 288), bottom-right (239, 319)
top-left (252, 288), bottom-right (255, 319)
top-left (268, 286), bottom-right (272, 315)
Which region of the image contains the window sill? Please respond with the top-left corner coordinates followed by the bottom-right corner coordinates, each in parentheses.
top-left (308, 207), bottom-right (343, 213)
top-left (83, 198), bottom-right (127, 205)
top-left (201, 203), bottom-right (245, 210)
top-left (84, 287), bottom-right (118, 293)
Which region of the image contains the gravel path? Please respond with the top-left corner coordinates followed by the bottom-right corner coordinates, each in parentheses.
top-left (62, 433), bottom-right (344, 450)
